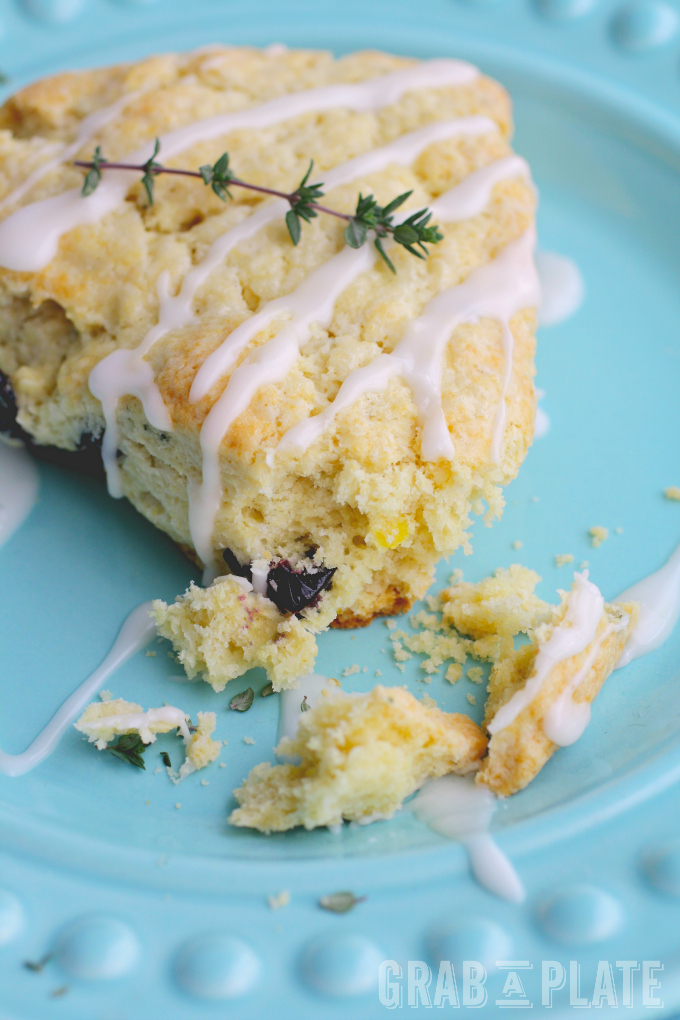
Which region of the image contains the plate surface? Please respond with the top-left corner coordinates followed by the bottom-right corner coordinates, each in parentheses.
top-left (1, 1), bottom-right (680, 1016)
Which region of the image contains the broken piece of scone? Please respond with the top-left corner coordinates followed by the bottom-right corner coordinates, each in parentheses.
top-left (441, 563), bottom-right (552, 661)
top-left (229, 685), bottom-right (487, 832)
top-left (152, 574), bottom-right (317, 691)
top-left (75, 699), bottom-right (222, 777)
top-left (476, 571), bottom-right (638, 796)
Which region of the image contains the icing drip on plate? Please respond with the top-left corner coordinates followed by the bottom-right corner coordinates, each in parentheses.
top-left (536, 250), bottom-right (585, 327)
top-left (410, 774), bottom-right (525, 903)
top-left (0, 440), bottom-right (39, 547)
top-left (615, 539), bottom-right (680, 668)
top-left (0, 602), bottom-right (155, 777)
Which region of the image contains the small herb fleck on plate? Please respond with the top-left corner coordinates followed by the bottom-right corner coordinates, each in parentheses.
top-left (300, 696), bottom-right (310, 712)
top-left (107, 733), bottom-right (146, 769)
top-left (160, 751), bottom-right (172, 768)
top-left (230, 687), bottom-right (254, 712)
top-left (318, 892), bottom-right (365, 914)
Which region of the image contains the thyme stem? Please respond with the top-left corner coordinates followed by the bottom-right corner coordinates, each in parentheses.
top-left (74, 160), bottom-right (353, 220)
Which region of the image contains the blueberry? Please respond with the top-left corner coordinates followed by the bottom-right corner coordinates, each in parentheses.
top-left (266, 560), bottom-right (335, 615)
top-left (220, 549), bottom-right (336, 614)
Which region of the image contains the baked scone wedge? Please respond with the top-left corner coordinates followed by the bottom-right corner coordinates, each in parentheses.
top-left (0, 46), bottom-right (539, 682)
top-left (229, 684), bottom-right (487, 832)
top-left (477, 572), bottom-right (639, 796)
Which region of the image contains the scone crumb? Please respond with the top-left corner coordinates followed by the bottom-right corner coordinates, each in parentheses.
top-left (467, 667), bottom-right (484, 684)
top-left (243, 736), bottom-right (256, 745)
top-left (99, 690), bottom-right (112, 702)
top-left (512, 540), bottom-right (523, 550)
top-left (555, 554), bottom-right (574, 567)
top-left (466, 693), bottom-right (476, 705)
top-left (664, 486), bottom-right (680, 501)
top-left (421, 693), bottom-right (437, 709)
top-left (579, 561), bottom-right (589, 569)
top-left (449, 569), bottom-right (464, 586)
top-left (615, 527), bottom-right (623, 534)
top-left (230, 686), bottom-right (487, 832)
top-left (446, 664), bottom-right (463, 684)
top-left (589, 526), bottom-right (609, 547)
top-left (375, 670), bottom-right (382, 677)
top-left (219, 762), bottom-right (227, 768)
top-left (386, 620), bottom-right (398, 630)
top-left (268, 890), bottom-right (290, 910)
top-left (342, 665), bottom-right (360, 676)
top-left (145, 650), bottom-right (156, 657)
top-left (175, 803), bottom-right (182, 810)
top-left (201, 779), bottom-right (209, 786)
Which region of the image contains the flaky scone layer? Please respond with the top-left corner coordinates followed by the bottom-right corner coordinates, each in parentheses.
top-left (0, 47), bottom-right (538, 629)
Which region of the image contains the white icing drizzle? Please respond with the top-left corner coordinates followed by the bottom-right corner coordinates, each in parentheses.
top-left (429, 154), bottom-right (531, 222)
top-left (78, 705), bottom-right (190, 747)
top-left (0, 602), bottom-right (155, 777)
top-left (277, 672), bottom-right (339, 748)
top-left (0, 440), bottom-right (39, 547)
top-left (0, 88), bottom-right (146, 215)
top-left (410, 774), bottom-right (525, 903)
top-left (536, 250), bottom-right (585, 327)
top-left (543, 617), bottom-right (627, 746)
top-left (0, 59), bottom-right (478, 275)
top-left (615, 539), bottom-right (680, 668)
top-left (277, 225), bottom-right (539, 466)
top-left (487, 571), bottom-right (604, 735)
top-left (250, 558), bottom-right (270, 597)
top-left (534, 387), bottom-right (550, 439)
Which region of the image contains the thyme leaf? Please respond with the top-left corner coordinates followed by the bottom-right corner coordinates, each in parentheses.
top-left (106, 732), bottom-right (147, 769)
top-left (23, 953), bottom-right (53, 973)
top-left (230, 687), bottom-right (255, 712)
top-left (319, 891), bottom-right (366, 914)
top-left (300, 695), bottom-right (310, 712)
top-left (140, 137), bottom-right (162, 206)
top-left (199, 151), bottom-right (234, 201)
top-left (160, 751), bottom-right (172, 768)
top-left (261, 682), bottom-right (275, 698)
top-left (81, 145), bottom-right (106, 197)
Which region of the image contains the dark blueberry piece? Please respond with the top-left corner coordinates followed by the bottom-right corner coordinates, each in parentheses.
top-left (0, 369), bottom-right (104, 476)
top-left (266, 561), bottom-right (336, 615)
top-left (0, 369), bottom-right (30, 442)
top-left (222, 548), bottom-right (252, 581)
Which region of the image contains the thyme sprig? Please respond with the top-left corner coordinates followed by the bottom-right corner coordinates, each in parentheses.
top-left (75, 141), bottom-right (442, 272)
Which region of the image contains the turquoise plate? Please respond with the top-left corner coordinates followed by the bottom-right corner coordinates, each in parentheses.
top-left (1, 0), bottom-right (680, 1015)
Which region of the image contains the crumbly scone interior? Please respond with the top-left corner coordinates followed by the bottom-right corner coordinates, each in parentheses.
top-left (0, 46), bottom-right (538, 652)
top-left (229, 684), bottom-right (487, 832)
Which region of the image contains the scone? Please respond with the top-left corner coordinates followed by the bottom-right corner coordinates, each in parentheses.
top-left (229, 684), bottom-right (487, 832)
top-left (477, 572), bottom-right (639, 796)
top-left (0, 46), bottom-right (539, 680)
